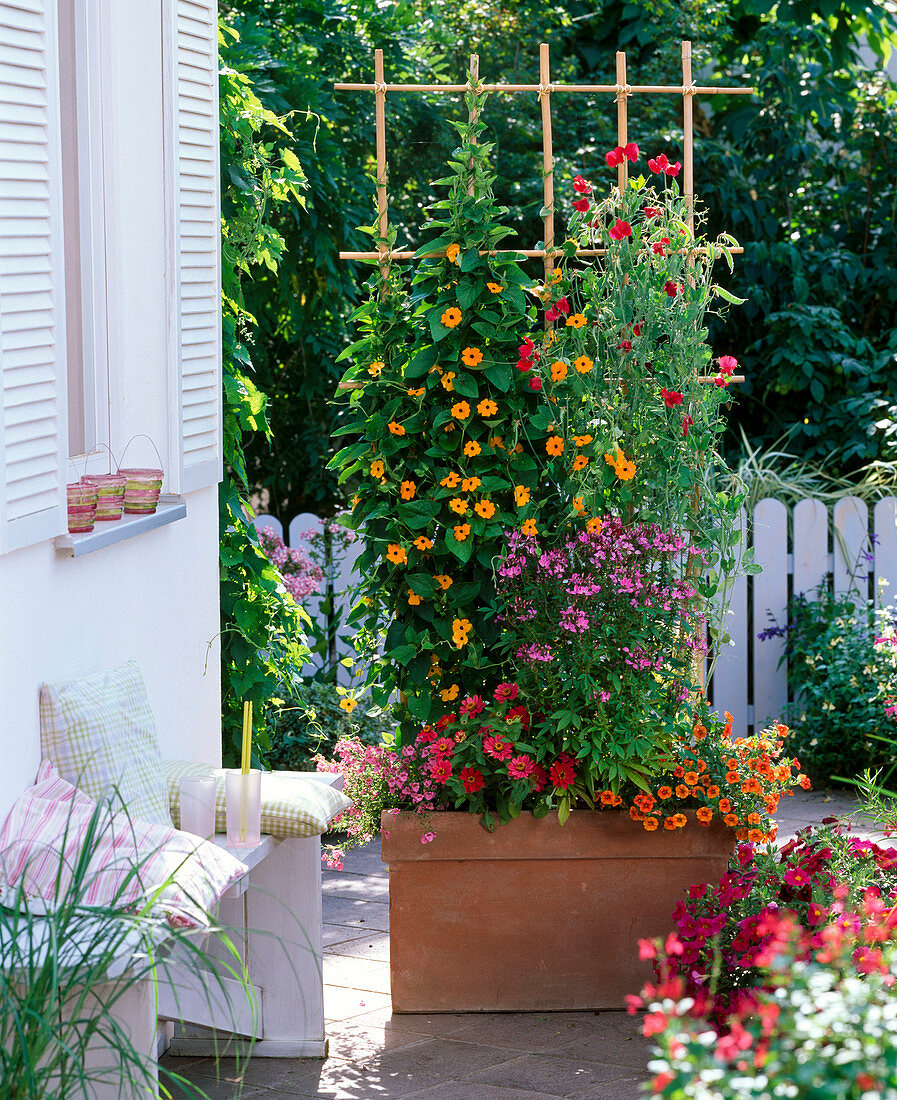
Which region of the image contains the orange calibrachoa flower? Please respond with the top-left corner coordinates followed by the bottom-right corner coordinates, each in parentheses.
top-left (643, 817), bottom-right (659, 831)
top-left (413, 536), bottom-right (434, 552)
top-left (367, 361), bottom-right (384, 377)
top-left (696, 806), bottom-right (714, 825)
top-left (441, 307), bottom-right (462, 328)
top-left (486, 282), bottom-right (503, 293)
top-left (441, 372), bottom-right (456, 390)
top-left (370, 460), bottom-right (385, 478)
top-left (477, 398), bottom-right (498, 417)
top-left (440, 471), bottom-right (461, 488)
top-left (407, 387), bottom-right (425, 397)
top-left (474, 500), bottom-right (496, 519)
top-left (724, 813), bottom-right (739, 827)
top-left (461, 347), bottom-right (483, 366)
top-left (400, 480), bottom-right (416, 500)
top-left (386, 544), bottom-right (407, 564)
top-left (514, 485), bottom-right (531, 506)
top-left (573, 456), bottom-right (589, 471)
top-left (451, 400), bottom-right (471, 419)
top-left (550, 361), bottom-right (568, 382)
top-left (546, 435), bottom-right (564, 456)
top-left (461, 476), bottom-right (481, 492)
top-left (464, 441), bottom-right (482, 457)
top-left (440, 682), bottom-right (460, 701)
top-left (574, 355), bottom-right (593, 373)
top-left (388, 421), bottom-right (406, 436)
top-left (521, 519), bottom-right (538, 536)
top-left (434, 574), bottom-right (453, 590)
top-left (663, 817), bottom-right (677, 830)
top-left (446, 243), bottom-right (461, 264)
top-left (407, 589), bottom-right (422, 606)
top-left (586, 516), bottom-right (602, 533)
top-left (672, 813), bottom-right (687, 828)
top-left (657, 786), bottom-right (673, 801)
top-left (675, 784), bottom-right (690, 799)
top-left (566, 313), bottom-right (587, 328)
top-left (453, 523), bottom-right (471, 541)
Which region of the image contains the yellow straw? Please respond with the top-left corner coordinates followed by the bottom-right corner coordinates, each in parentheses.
top-left (241, 701), bottom-right (252, 775)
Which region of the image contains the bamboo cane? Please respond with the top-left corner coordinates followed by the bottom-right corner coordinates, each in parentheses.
top-left (374, 49), bottom-right (389, 286)
top-left (467, 54), bottom-right (479, 197)
top-left (338, 245), bottom-right (744, 261)
top-left (334, 81), bottom-right (753, 95)
top-left (682, 40), bottom-right (696, 238)
top-left (540, 43), bottom-right (555, 294)
top-left (615, 52), bottom-right (629, 195)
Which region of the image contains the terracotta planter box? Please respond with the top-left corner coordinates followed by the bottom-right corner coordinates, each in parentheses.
top-left (381, 809), bottom-right (733, 1012)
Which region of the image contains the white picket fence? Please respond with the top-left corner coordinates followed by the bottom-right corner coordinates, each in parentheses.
top-left (254, 497), bottom-right (897, 731)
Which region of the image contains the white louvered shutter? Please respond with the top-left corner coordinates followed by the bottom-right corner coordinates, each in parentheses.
top-left (0, 0), bottom-right (67, 552)
top-left (167, 0), bottom-right (222, 492)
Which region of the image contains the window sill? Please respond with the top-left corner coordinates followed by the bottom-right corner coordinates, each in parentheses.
top-left (54, 495), bottom-right (187, 557)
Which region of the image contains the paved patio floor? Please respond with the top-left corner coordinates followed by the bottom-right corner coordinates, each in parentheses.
top-left (163, 789), bottom-right (869, 1099)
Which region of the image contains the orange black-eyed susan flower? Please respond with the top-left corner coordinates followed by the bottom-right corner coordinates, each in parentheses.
top-left (440, 682), bottom-right (460, 702)
top-left (461, 347), bottom-right (483, 366)
top-left (413, 536), bottom-right (433, 552)
top-left (453, 523), bottom-right (471, 541)
top-left (464, 441), bottom-right (481, 457)
top-left (388, 421), bottom-right (406, 436)
top-left (521, 519), bottom-right (538, 536)
top-left (434, 574), bottom-right (453, 590)
top-left (440, 471), bottom-right (461, 488)
top-left (477, 398), bottom-right (498, 417)
top-left (400, 480), bottom-right (416, 500)
top-left (474, 500), bottom-right (496, 519)
top-left (441, 372), bottom-right (456, 391)
top-left (368, 361), bottom-right (384, 377)
top-left (441, 307), bottom-right (462, 328)
top-left (573, 434), bottom-right (594, 447)
top-left (488, 436), bottom-right (505, 449)
top-left (574, 355), bottom-right (593, 374)
top-left (386, 544), bottom-right (407, 564)
top-left (407, 387), bottom-right (425, 397)
top-left (451, 400), bottom-right (471, 420)
top-left (572, 496), bottom-right (585, 513)
top-left (586, 516), bottom-right (602, 533)
top-left (370, 460), bottom-right (385, 478)
top-left (444, 423), bottom-right (457, 433)
top-left (486, 282), bottom-right (503, 293)
top-left (550, 361), bottom-right (568, 382)
top-left (446, 243), bottom-right (461, 264)
top-left (546, 435), bottom-right (564, 456)
top-left (566, 313), bottom-right (587, 328)
top-left (339, 697), bottom-right (358, 713)
top-left (449, 497), bottom-right (468, 514)
top-left (573, 456), bottom-right (589, 471)
top-left (461, 476), bottom-right (481, 492)
top-left (407, 589), bottom-right (422, 606)
top-left (514, 485), bottom-right (531, 506)
top-left (452, 618), bottom-right (473, 647)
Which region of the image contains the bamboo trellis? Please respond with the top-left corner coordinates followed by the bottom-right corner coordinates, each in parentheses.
top-left (334, 41), bottom-right (752, 385)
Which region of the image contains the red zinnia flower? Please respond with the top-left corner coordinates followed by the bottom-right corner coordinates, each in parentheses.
top-left (483, 735), bottom-right (513, 761)
top-left (435, 713), bottom-right (455, 731)
top-left (429, 758), bottom-right (453, 782)
top-left (459, 694), bottom-right (486, 717)
top-left (493, 682), bottom-right (519, 703)
top-left (530, 763), bottom-right (549, 792)
top-left (416, 724), bottom-right (436, 744)
top-left (505, 705), bottom-right (531, 730)
top-left (609, 218), bottom-right (632, 241)
top-left (660, 387), bottom-right (683, 408)
top-left (572, 198), bottom-right (590, 213)
top-left (550, 753), bottom-right (577, 789)
top-left (573, 174), bottom-right (592, 194)
top-left (507, 755), bottom-right (534, 779)
top-left (459, 767), bottom-right (485, 794)
top-left (432, 736), bottom-right (455, 757)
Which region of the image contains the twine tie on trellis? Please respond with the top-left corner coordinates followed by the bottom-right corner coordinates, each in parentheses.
top-left (683, 83), bottom-right (698, 96)
top-left (373, 81), bottom-right (388, 94)
top-left (537, 83), bottom-right (553, 100)
top-left (614, 83), bottom-right (632, 100)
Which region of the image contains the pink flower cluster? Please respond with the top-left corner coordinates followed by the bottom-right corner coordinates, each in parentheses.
top-left (257, 525), bottom-right (324, 601)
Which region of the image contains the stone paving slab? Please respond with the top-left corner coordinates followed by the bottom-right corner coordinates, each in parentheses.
top-left (163, 789), bottom-right (871, 1099)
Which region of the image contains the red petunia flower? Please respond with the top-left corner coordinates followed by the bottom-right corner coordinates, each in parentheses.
top-left (459, 766), bottom-right (485, 793)
top-left (660, 388), bottom-right (683, 408)
top-left (609, 218), bottom-right (632, 241)
top-left (573, 174), bottom-right (592, 194)
top-left (572, 198), bottom-right (590, 213)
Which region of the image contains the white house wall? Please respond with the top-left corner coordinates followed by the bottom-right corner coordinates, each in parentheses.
top-left (0, 0), bottom-right (222, 818)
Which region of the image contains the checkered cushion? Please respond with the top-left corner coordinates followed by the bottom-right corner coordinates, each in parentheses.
top-left (163, 761), bottom-right (350, 839)
top-left (40, 660), bottom-right (172, 826)
top-left (0, 761), bottom-right (247, 928)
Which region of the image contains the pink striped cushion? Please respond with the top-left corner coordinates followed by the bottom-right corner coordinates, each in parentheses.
top-left (0, 761), bottom-right (247, 928)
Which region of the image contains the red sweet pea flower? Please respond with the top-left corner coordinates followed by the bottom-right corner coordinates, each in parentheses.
top-left (459, 767), bottom-right (485, 794)
top-left (718, 354), bottom-right (738, 375)
top-left (573, 174), bottom-right (592, 194)
top-left (661, 388), bottom-right (683, 408)
top-left (648, 153), bottom-right (669, 174)
top-left (572, 198), bottom-right (590, 213)
top-left (652, 237), bottom-right (671, 256)
top-left (605, 146), bottom-right (624, 167)
top-left (713, 374), bottom-right (729, 387)
top-left (665, 161), bottom-right (682, 177)
top-left (664, 281), bottom-right (681, 297)
top-left (632, 321), bottom-right (644, 336)
top-left (555, 297), bottom-right (569, 314)
top-left (609, 219), bottom-right (632, 241)
top-left (516, 357), bottom-right (533, 372)
top-left (617, 339), bottom-right (632, 352)
top-left (643, 206), bottom-right (662, 219)
top-left (623, 142), bottom-right (639, 161)
top-left (528, 376), bottom-right (542, 391)
top-left (681, 414), bottom-right (694, 438)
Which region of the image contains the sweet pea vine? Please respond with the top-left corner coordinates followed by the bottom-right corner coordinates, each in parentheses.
top-left (332, 87), bottom-right (560, 739)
